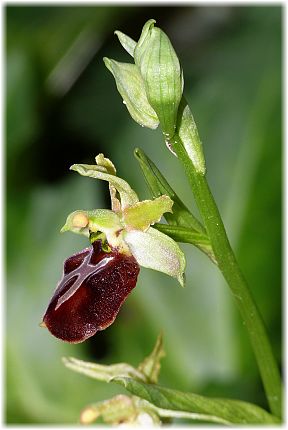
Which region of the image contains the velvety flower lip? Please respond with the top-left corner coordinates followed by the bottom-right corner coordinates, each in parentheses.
top-left (42, 240), bottom-right (140, 343)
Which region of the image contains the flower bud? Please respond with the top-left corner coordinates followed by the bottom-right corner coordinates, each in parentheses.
top-left (134, 19), bottom-right (184, 139)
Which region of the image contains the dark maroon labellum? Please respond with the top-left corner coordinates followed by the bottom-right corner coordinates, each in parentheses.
top-left (42, 240), bottom-right (140, 343)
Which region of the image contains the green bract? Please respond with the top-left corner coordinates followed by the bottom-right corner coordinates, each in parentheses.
top-left (61, 154), bottom-right (186, 286)
top-left (105, 19), bottom-right (184, 139)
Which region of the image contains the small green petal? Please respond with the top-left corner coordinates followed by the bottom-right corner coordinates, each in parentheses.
top-left (103, 58), bottom-right (159, 130)
top-left (70, 161), bottom-right (139, 209)
top-left (114, 30), bottom-right (136, 57)
top-left (122, 195), bottom-right (173, 232)
top-left (123, 227), bottom-right (186, 287)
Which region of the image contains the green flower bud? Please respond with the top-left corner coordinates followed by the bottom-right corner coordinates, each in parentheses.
top-left (134, 19), bottom-right (184, 139)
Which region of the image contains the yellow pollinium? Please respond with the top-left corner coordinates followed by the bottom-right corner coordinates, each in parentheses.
top-left (72, 212), bottom-right (89, 228)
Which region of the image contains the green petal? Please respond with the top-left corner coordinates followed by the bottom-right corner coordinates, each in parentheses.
top-left (70, 161), bottom-right (139, 209)
top-left (122, 195), bottom-right (173, 232)
top-left (123, 227), bottom-right (186, 287)
top-left (114, 30), bottom-right (136, 57)
top-left (103, 58), bottom-right (159, 130)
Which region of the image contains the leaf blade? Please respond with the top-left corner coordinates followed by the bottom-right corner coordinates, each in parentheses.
top-left (113, 378), bottom-right (280, 425)
top-left (134, 147), bottom-right (205, 233)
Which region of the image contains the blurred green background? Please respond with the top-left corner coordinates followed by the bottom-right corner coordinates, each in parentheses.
top-left (6, 5), bottom-right (282, 425)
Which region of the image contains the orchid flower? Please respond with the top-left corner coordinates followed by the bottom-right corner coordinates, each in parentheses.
top-left (42, 154), bottom-right (185, 343)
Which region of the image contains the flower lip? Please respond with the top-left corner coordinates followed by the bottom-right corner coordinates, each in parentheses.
top-left (42, 240), bottom-right (140, 343)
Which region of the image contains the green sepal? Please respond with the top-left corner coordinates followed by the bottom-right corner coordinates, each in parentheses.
top-left (134, 147), bottom-right (205, 233)
top-left (134, 19), bottom-right (184, 139)
top-left (114, 30), bottom-right (136, 57)
top-left (70, 160), bottom-right (139, 209)
top-left (122, 195), bottom-right (173, 232)
top-left (123, 226), bottom-right (186, 287)
top-left (103, 58), bottom-right (159, 130)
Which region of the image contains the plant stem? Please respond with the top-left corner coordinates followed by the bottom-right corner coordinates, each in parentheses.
top-left (173, 138), bottom-right (282, 419)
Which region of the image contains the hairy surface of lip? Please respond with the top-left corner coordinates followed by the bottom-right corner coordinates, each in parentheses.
top-left (42, 240), bottom-right (140, 343)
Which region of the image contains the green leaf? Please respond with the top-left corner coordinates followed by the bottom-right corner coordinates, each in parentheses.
top-left (103, 58), bottom-right (159, 130)
top-left (124, 226), bottom-right (186, 287)
top-left (62, 357), bottom-right (147, 383)
top-left (122, 195), bottom-right (173, 232)
top-left (70, 161), bottom-right (139, 209)
top-left (114, 30), bottom-right (136, 57)
top-left (137, 333), bottom-right (165, 384)
top-left (153, 224), bottom-right (217, 264)
top-left (134, 148), bottom-right (205, 233)
top-left (113, 378), bottom-right (280, 425)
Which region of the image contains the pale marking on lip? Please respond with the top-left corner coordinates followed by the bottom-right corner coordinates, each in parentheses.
top-left (55, 253), bottom-right (114, 311)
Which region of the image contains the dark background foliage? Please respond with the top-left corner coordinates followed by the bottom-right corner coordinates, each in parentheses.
top-left (6, 5), bottom-right (281, 424)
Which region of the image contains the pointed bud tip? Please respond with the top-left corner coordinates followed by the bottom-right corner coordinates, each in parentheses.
top-left (103, 57), bottom-right (112, 71)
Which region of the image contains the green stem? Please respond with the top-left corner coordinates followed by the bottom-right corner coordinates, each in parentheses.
top-left (173, 138), bottom-right (282, 419)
